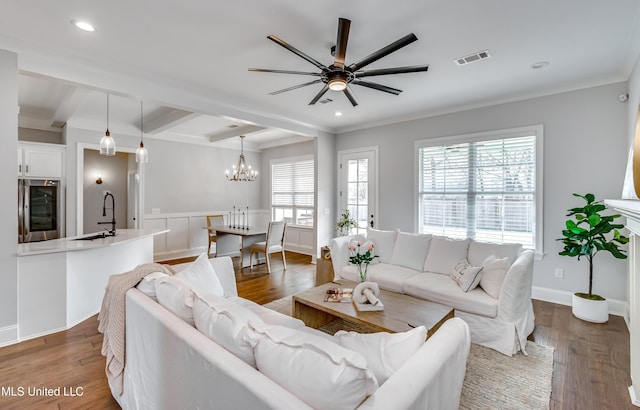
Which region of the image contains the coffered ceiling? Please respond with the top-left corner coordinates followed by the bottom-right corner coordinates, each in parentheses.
top-left (3, 0), bottom-right (640, 148)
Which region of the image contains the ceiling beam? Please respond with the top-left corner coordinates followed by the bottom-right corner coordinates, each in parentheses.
top-left (143, 107), bottom-right (200, 134)
top-left (208, 125), bottom-right (266, 143)
top-left (49, 86), bottom-right (90, 128)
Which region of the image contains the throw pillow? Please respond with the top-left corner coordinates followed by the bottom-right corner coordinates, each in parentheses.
top-left (467, 239), bottom-right (522, 267)
top-left (479, 255), bottom-right (511, 299)
top-left (366, 228), bottom-right (399, 263)
top-left (136, 271), bottom-right (169, 301)
top-left (389, 232), bottom-right (432, 271)
top-left (175, 253), bottom-right (224, 297)
top-left (423, 237), bottom-right (470, 274)
top-left (251, 324), bottom-right (378, 410)
top-left (192, 293), bottom-right (264, 367)
top-left (333, 326), bottom-right (427, 385)
top-left (449, 259), bottom-right (483, 292)
top-left (156, 276), bottom-right (197, 325)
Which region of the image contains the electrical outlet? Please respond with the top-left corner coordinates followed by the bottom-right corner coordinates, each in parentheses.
top-left (555, 268), bottom-right (564, 278)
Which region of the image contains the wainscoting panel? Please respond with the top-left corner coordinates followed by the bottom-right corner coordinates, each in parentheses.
top-left (144, 210), bottom-right (314, 261)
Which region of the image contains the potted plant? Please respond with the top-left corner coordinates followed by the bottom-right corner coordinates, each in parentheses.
top-left (336, 209), bottom-right (358, 236)
top-left (557, 193), bottom-right (628, 323)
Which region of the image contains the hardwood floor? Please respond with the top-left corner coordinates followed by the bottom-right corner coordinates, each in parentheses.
top-left (0, 252), bottom-right (633, 409)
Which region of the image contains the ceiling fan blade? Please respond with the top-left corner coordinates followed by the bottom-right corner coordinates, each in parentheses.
top-left (343, 85), bottom-right (359, 107)
top-left (270, 79), bottom-right (322, 95)
top-left (334, 18), bottom-right (351, 69)
top-left (249, 68), bottom-right (321, 76)
top-left (267, 35), bottom-right (328, 71)
top-left (348, 33), bottom-right (418, 72)
top-left (355, 65), bottom-right (429, 78)
top-left (351, 80), bottom-right (402, 95)
top-left (308, 84), bottom-right (330, 105)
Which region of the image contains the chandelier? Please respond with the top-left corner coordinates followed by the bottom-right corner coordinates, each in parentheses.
top-left (225, 135), bottom-right (257, 182)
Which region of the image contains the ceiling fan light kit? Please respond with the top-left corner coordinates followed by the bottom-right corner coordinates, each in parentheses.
top-left (249, 17), bottom-right (429, 107)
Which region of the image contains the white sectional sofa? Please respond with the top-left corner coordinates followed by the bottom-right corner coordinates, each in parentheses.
top-left (112, 255), bottom-right (472, 410)
top-left (329, 229), bottom-right (535, 356)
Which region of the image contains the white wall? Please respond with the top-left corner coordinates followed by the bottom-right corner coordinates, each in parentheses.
top-left (316, 132), bottom-right (337, 256)
top-left (0, 50), bottom-right (18, 344)
top-left (145, 138), bottom-right (262, 214)
top-left (336, 82), bottom-right (630, 304)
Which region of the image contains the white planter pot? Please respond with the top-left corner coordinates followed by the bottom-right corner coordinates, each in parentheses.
top-left (572, 293), bottom-right (609, 323)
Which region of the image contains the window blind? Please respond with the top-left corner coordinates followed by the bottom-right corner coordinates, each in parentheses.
top-left (418, 135), bottom-right (536, 248)
top-left (272, 159), bottom-right (314, 227)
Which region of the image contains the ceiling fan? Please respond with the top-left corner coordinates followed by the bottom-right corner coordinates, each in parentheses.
top-left (249, 18), bottom-right (429, 107)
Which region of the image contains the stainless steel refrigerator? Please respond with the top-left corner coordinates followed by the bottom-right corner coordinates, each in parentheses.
top-left (18, 179), bottom-right (60, 243)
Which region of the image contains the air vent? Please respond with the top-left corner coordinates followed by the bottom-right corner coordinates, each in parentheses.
top-left (319, 98), bottom-right (333, 104)
top-left (228, 124), bottom-right (239, 128)
top-left (454, 50), bottom-right (491, 66)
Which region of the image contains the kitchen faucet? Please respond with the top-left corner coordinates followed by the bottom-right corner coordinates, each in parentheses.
top-left (98, 192), bottom-right (116, 236)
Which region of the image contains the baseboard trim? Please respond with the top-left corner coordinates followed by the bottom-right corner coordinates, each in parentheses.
top-left (0, 324), bottom-right (18, 347)
top-left (532, 286), bottom-right (627, 317)
top-left (630, 385), bottom-right (640, 407)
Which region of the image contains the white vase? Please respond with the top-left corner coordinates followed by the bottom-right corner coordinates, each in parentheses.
top-left (571, 293), bottom-right (609, 323)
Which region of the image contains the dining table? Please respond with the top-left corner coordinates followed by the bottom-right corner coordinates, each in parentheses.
top-left (208, 225), bottom-right (268, 268)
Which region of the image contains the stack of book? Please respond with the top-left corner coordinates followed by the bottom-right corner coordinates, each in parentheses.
top-left (324, 287), bottom-right (353, 303)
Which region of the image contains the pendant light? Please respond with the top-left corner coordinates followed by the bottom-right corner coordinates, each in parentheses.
top-left (225, 135), bottom-right (257, 182)
top-left (136, 100), bottom-right (149, 163)
top-left (99, 93), bottom-right (116, 156)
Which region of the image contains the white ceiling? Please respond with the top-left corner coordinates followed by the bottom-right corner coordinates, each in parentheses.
top-left (3, 0), bottom-right (640, 148)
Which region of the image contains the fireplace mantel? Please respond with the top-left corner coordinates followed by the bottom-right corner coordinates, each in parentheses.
top-left (606, 199), bottom-right (640, 406)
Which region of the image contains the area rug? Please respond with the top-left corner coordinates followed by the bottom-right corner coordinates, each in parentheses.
top-left (263, 296), bottom-right (554, 410)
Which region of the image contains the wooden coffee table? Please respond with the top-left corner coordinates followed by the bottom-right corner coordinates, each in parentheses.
top-left (292, 280), bottom-right (454, 338)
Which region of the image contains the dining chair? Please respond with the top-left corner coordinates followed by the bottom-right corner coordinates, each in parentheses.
top-left (206, 214), bottom-right (225, 257)
top-left (249, 220), bottom-right (287, 273)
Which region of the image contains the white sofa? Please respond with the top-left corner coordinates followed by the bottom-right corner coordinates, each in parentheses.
top-left (113, 256), bottom-right (472, 410)
top-left (329, 230), bottom-right (535, 356)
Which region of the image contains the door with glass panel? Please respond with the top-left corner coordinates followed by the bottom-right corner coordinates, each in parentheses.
top-left (338, 148), bottom-right (377, 235)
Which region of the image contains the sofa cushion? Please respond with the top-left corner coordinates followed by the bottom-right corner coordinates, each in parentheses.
top-left (467, 240), bottom-right (522, 267)
top-left (231, 297), bottom-right (305, 329)
top-left (423, 237), bottom-right (470, 274)
top-left (333, 326), bottom-right (427, 385)
top-left (340, 263), bottom-right (421, 293)
top-left (389, 232), bottom-right (432, 271)
top-left (366, 228), bottom-right (398, 263)
top-left (136, 271), bottom-right (169, 301)
top-left (174, 253), bottom-right (224, 297)
top-left (479, 255), bottom-right (511, 299)
top-left (251, 324), bottom-right (378, 410)
top-left (156, 277), bottom-right (197, 325)
top-left (192, 293), bottom-right (264, 367)
top-left (449, 259), bottom-right (483, 292)
top-left (403, 272), bottom-right (498, 318)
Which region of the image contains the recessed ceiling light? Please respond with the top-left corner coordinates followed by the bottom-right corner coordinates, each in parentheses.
top-left (530, 61), bottom-right (549, 70)
top-left (334, 111), bottom-right (343, 117)
top-left (72, 20), bottom-right (95, 32)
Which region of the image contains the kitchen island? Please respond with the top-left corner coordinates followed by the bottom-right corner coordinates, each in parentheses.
top-left (17, 228), bottom-right (168, 341)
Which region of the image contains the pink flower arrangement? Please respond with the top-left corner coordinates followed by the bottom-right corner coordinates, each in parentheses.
top-left (348, 240), bottom-right (378, 282)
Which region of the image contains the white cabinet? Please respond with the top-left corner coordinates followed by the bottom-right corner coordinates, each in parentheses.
top-left (18, 143), bottom-right (64, 178)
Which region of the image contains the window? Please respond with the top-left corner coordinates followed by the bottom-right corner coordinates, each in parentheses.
top-left (272, 156), bottom-right (314, 227)
top-left (416, 125), bottom-right (543, 254)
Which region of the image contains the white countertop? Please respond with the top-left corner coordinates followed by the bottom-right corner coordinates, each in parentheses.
top-left (17, 228), bottom-right (170, 256)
